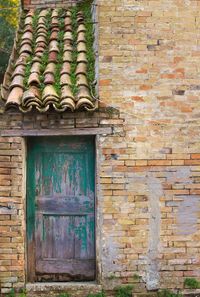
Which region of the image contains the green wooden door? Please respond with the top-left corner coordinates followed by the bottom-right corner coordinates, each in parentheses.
top-left (27, 137), bottom-right (95, 282)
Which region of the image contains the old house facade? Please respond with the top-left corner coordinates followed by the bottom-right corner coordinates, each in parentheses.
top-left (0, 0), bottom-right (200, 295)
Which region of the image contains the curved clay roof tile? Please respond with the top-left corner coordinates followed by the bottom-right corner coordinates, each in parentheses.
top-left (38, 18), bottom-right (46, 25)
top-left (30, 62), bottom-right (41, 74)
top-left (61, 85), bottom-right (74, 100)
top-left (77, 86), bottom-right (92, 100)
top-left (22, 31), bottom-right (33, 41)
top-left (42, 85), bottom-right (59, 102)
top-left (35, 46), bottom-right (45, 54)
top-left (49, 40), bottom-right (59, 52)
top-left (37, 24), bottom-right (46, 31)
top-left (21, 39), bottom-right (32, 47)
top-left (12, 65), bottom-right (26, 78)
top-left (61, 62), bottom-right (71, 75)
top-left (52, 9), bottom-right (59, 18)
top-left (77, 42), bottom-right (87, 53)
top-left (76, 74), bottom-right (88, 87)
top-left (6, 87), bottom-right (23, 106)
top-left (63, 51), bottom-right (72, 62)
top-left (21, 86), bottom-right (40, 105)
top-left (50, 31), bottom-right (58, 41)
top-left (24, 16), bottom-right (33, 26)
top-left (19, 44), bottom-right (32, 55)
top-left (60, 74), bottom-right (72, 86)
top-left (28, 73), bottom-right (40, 86)
top-left (64, 31), bottom-right (73, 41)
top-left (44, 73), bottom-right (55, 85)
top-left (37, 28), bottom-right (47, 35)
top-left (48, 51), bottom-right (58, 62)
top-left (36, 36), bottom-right (47, 44)
top-left (77, 32), bottom-right (86, 43)
top-left (76, 98), bottom-right (96, 110)
top-left (10, 75), bottom-right (24, 90)
top-left (44, 63), bottom-right (56, 75)
top-left (63, 44), bottom-right (73, 52)
top-left (77, 24), bottom-right (86, 33)
top-left (15, 54), bottom-right (29, 67)
top-left (64, 17), bottom-right (72, 26)
top-left (39, 9), bottom-right (49, 18)
top-left (24, 24), bottom-right (33, 33)
top-left (58, 98), bottom-right (75, 111)
top-left (76, 62), bottom-right (87, 75)
top-left (77, 52), bottom-right (87, 63)
top-left (27, 10), bottom-right (34, 17)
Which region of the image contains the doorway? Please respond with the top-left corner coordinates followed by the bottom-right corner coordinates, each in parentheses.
top-left (26, 136), bottom-right (95, 282)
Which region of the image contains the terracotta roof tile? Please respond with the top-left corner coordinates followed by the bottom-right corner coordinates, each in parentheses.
top-left (1, 7), bottom-right (97, 112)
top-left (10, 75), bottom-right (24, 89)
top-left (28, 72), bottom-right (40, 85)
top-left (30, 62), bottom-right (41, 74)
top-left (7, 87), bottom-right (23, 106)
top-left (44, 73), bottom-right (55, 85)
top-left (60, 74), bottom-right (72, 86)
top-left (76, 62), bottom-right (87, 75)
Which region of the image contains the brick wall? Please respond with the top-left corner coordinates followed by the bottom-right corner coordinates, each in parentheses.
top-left (0, 135), bottom-right (25, 293)
top-left (98, 0), bottom-right (200, 292)
top-left (0, 111), bottom-right (122, 294)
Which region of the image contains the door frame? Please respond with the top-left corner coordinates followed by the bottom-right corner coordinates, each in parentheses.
top-left (24, 135), bottom-right (101, 283)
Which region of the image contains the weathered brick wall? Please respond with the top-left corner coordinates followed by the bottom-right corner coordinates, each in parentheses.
top-left (0, 135), bottom-right (25, 293)
top-left (98, 0), bottom-right (200, 292)
top-left (0, 111), bottom-right (122, 294)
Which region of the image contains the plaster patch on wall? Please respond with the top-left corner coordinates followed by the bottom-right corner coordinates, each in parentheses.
top-left (175, 195), bottom-right (200, 236)
top-left (146, 174), bottom-right (162, 290)
top-left (166, 166), bottom-right (191, 184)
top-left (101, 235), bottom-right (123, 276)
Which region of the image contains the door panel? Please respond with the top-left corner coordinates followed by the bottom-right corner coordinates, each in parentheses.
top-left (27, 137), bottom-right (95, 282)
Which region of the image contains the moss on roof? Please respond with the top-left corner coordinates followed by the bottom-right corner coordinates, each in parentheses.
top-left (1, 1), bottom-right (97, 113)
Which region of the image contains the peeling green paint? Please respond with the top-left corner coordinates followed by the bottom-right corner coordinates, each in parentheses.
top-left (89, 217), bottom-right (95, 241)
top-left (74, 216), bottom-right (87, 251)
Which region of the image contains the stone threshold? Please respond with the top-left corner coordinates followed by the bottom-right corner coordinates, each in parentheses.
top-left (26, 281), bottom-right (102, 292)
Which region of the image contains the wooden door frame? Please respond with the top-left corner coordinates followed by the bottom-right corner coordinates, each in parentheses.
top-left (24, 134), bottom-right (105, 283)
